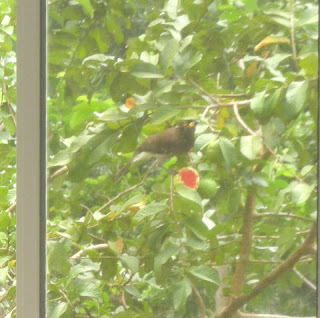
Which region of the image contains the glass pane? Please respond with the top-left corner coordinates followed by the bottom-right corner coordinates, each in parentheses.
top-left (48, 0), bottom-right (318, 317)
top-left (1, 0), bottom-right (16, 315)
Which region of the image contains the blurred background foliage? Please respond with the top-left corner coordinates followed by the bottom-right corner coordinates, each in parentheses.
top-left (0, 0), bottom-right (318, 317)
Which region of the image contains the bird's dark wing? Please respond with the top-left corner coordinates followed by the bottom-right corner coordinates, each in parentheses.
top-left (136, 127), bottom-right (180, 155)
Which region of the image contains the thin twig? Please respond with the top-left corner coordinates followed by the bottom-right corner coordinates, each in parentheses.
top-left (253, 212), bottom-right (314, 223)
top-left (217, 230), bottom-right (311, 240)
top-left (207, 257), bottom-right (314, 266)
top-left (292, 268), bottom-right (316, 291)
top-left (120, 290), bottom-right (128, 310)
top-left (233, 103), bottom-right (257, 136)
top-left (179, 99), bottom-right (252, 109)
top-left (50, 166), bottom-right (68, 180)
top-left (95, 160), bottom-right (157, 214)
top-left (188, 78), bottom-right (220, 104)
top-left (70, 243), bottom-right (109, 261)
top-left (58, 288), bottom-right (75, 312)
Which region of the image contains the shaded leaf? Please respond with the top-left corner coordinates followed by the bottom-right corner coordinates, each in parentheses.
top-left (149, 106), bottom-right (181, 125)
top-left (175, 185), bottom-right (202, 206)
top-left (285, 81), bottom-right (309, 117)
top-left (131, 63), bottom-right (164, 78)
top-left (133, 202), bottom-right (168, 222)
top-left (154, 243), bottom-right (179, 271)
top-left (173, 279), bottom-right (192, 310)
top-left (189, 265), bottom-right (219, 284)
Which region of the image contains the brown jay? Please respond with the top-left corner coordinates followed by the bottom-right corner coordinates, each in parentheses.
top-left (115, 120), bottom-right (197, 181)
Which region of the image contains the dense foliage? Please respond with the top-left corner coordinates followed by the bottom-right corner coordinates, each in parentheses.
top-left (0, 0), bottom-right (17, 316)
top-left (0, 0), bottom-right (318, 317)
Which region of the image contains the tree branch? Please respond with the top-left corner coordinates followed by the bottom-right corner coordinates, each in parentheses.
top-left (213, 223), bottom-right (316, 318)
top-left (230, 191), bottom-right (256, 296)
top-left (69, 243), bottom-right (109, 261)
top-left (95, 160), bottom-right (157, 213)
top-left (191, 282), bottom-right (208, 318)
top-left (253, 212), bottom-right (314, 223)
top-left (233, 103), bottom-right (258, 136)
top-left (292, 268), bottom-right (316, 291)
top-left (289, 0), bottom-right (298, 69)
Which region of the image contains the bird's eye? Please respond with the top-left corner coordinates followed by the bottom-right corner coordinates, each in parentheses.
top-left (188, 121), bottom-right (195, 128)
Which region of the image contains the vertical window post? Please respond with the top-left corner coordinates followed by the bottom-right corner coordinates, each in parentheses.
top-left (16, 0), bottom-right (46, 316)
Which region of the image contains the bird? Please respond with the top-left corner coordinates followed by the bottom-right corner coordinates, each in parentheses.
top-left (115, 120), bottom-right (197, 181)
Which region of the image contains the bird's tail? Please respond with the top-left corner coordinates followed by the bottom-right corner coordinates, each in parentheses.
top-left (114, 158), bottom-right (134, 182)
top-left (114, 152), bottom-right (153, 182)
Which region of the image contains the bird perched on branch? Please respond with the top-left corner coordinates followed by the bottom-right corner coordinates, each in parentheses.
top-left (115, 120), bottom-right (197, 181)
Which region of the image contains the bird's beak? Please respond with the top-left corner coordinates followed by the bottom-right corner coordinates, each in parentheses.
top-left (188, 121), bottom-right (197, 128)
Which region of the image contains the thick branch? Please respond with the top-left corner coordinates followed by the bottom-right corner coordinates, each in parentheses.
top-left (191, 282), bottom-right (207, 318)
top-left (213, 223), bottom-right (316, 318)
top-left (230, 191), bottom-right (256, 296)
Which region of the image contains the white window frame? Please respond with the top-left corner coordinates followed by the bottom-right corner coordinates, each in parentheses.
top-left (16, 0), bottom-right (46, 317)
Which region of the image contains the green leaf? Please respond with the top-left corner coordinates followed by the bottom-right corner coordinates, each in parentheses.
top-left (299, 53), bottom-right (318, 77)
top-left (240, 136), bottom-right (262, 160)
top-left (48, 135), bottom-right (93, 168)
top-left (74, 0), bottom-right (93, 16)
top-left (285, 81), bottom-right (309, 118)
top-left (149, 106), bottom-right (181, 125)
top-left (0, 267), bottom-right (8, 285)
top-left (47, 241), bottom-right (71, 276)
top-left (48, 302), bottom-right (68, 318)
top-left (189, 265), bottom-right (219, 284)
top-left (175, 185), bottom-right (202, 206)
top-left (185, 217), bottom-right (208, 240)
top-left (173, 279), bottom-right (192, 310)
top-left (250, 91), bottom-right (266, 115)
top-left (296, 7), bottom-right (318, 27)
top-left (68, 261), bottom-right (100, 280)
top-left (171, 14), bottom-right (190, 31)
top-left (124, 285), bottom-right (141, 298)
top-left (120, 255), bottom-right (140, 273)
top-left (219, 137), bottom-right (238, 170)
top-left (154, 243), bottom-right (179, 271)
top-left (194, 133), bottom-right (217, 151)
top-left (290, 183), bottom-right (314, 205)
top-left (70, 102), bottom-right (93, 129)
top-left (131, 63), bottom-right (164, 79)
top-left (173, 51), bottom-right (202, 75)
top-left (159, 38), bottom-right (179, 71)
top-left (164, 0), bottom-right (179, 19)
top-left (106, 14), bottom-right (124, 44)
top-left (133, 202), bottom-right (168, 222)
top-left (0, 255), bottom-right (12, 266)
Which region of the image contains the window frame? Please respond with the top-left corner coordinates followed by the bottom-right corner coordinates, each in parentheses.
top-left (16, 0), bottom-right (46, 316)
